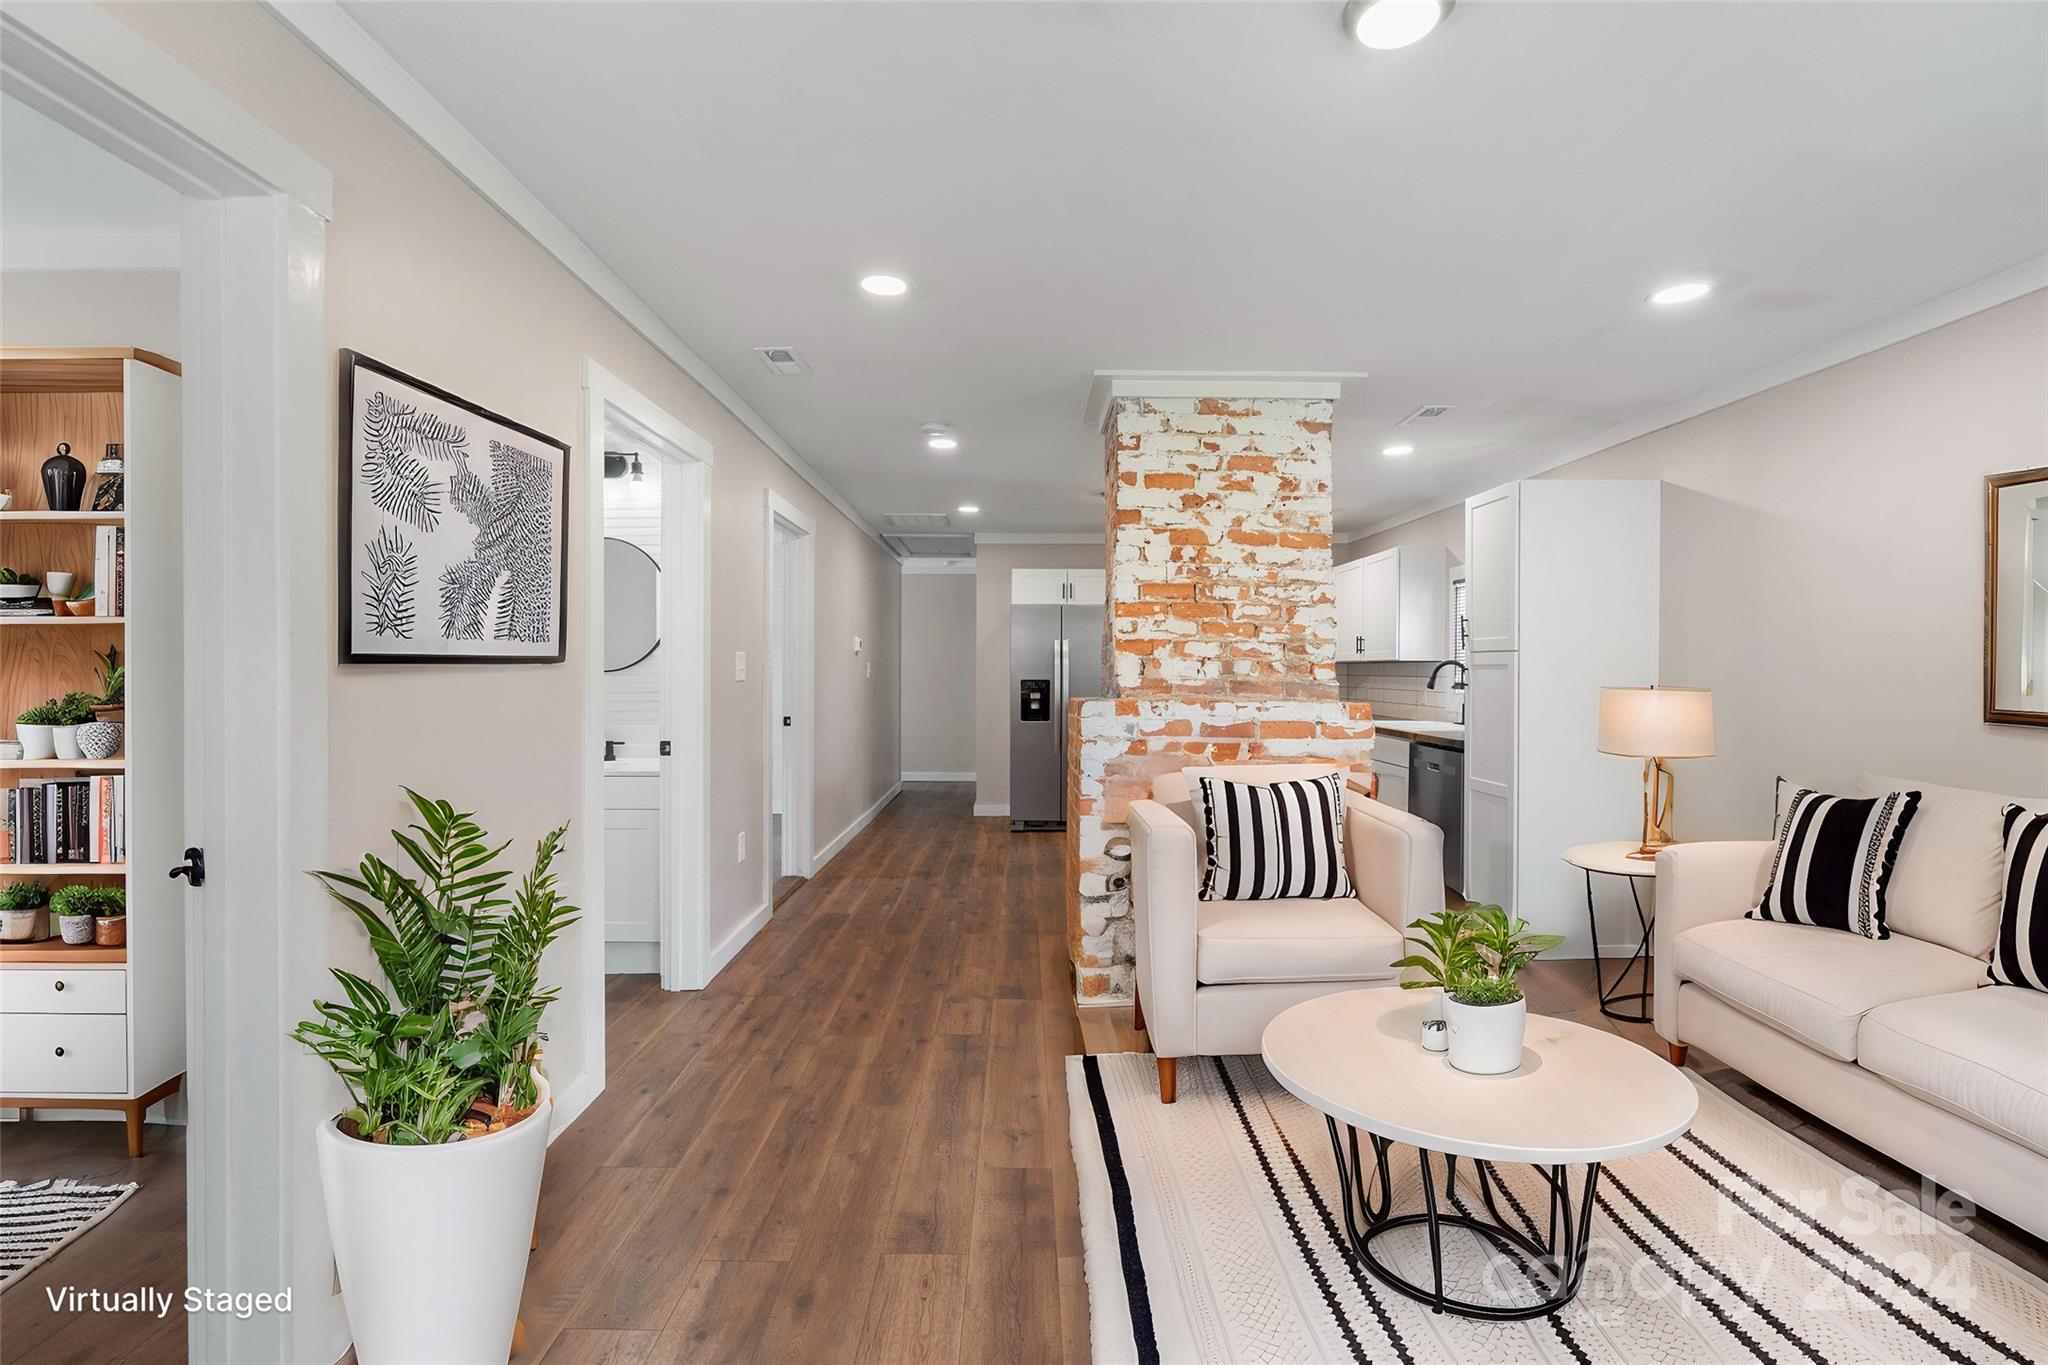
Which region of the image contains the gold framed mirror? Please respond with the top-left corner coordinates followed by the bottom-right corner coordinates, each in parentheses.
top-left (1986, 465), bottom-right (2048, 727)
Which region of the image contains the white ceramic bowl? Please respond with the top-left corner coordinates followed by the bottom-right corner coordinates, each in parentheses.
top-left (0, 583), bottom-right (40, 601)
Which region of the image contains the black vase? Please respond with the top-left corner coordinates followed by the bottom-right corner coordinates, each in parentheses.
top-left (41, 442), bottom-right (85, 512)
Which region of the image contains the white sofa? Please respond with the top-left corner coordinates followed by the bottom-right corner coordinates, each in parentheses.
top-left (1128, 763), bottom-right (1445, 1102)
top-left (1655, 775), bottom-right (2048, 1241)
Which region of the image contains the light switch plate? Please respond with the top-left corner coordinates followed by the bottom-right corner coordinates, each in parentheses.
top-left (735, 651), bottom-right (747, 681)
top-left (737, 830), bottom-right (746, 863)
top-left (853, 635), bottom-right (863, 654)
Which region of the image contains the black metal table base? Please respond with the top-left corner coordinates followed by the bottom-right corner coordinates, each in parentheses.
top-left (1325, 1118), bottom-right (1604, 1319)
top-left (1582, 867), bottom-right (1654, 1023)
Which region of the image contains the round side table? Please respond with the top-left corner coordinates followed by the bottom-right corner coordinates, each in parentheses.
top-left (1562, 841), bottom-right (1657, 1023)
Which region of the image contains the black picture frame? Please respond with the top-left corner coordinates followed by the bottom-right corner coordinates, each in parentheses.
top-left (338, 349), bottom-right (571, 664)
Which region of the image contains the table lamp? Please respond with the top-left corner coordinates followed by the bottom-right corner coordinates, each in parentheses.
top-left (1598, 685), bottom-right (1715, 859)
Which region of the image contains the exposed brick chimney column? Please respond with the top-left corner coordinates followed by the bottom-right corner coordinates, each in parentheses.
top-left (1067, 389), bottom-right (1375, 1001)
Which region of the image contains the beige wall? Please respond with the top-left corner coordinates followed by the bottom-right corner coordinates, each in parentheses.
top-left (105, 5), bottom-right (901, 1036)
top-left (900, 570), bottom-right (976, 777)
top-left (0, 268), bottom-right (180, 354)
top-left (973, 541), bottom-right (1106, 811)
top-left (1339, 502), bottom-right (1464, 564)
top-left (1347, 289), bottom-right (2048, 837)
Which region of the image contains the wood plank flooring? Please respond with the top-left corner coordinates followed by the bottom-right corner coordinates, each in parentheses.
top-left (5, 779), bottom-right (2044, 1363)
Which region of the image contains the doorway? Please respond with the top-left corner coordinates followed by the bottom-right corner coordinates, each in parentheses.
top-left (763, 491), bottom-right (815, 914)
top-left (582, 362), bottom-right (710, 1006)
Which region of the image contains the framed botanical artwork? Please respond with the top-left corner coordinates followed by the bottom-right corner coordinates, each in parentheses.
top-left (338, 350), bottom-right (571, 664)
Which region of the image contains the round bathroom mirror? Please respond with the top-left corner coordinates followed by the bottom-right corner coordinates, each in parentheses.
top-left (604, 537), bottom-right (660, 672)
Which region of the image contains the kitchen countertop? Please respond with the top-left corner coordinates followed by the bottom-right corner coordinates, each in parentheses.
top-left (1371, 718), bottom-right (1465, 750)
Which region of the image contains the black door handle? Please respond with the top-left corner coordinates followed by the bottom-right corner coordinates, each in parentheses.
top-left (783, 716), bottom-right (793, 727)
top-left (169, 847), bottom-right (206, 887)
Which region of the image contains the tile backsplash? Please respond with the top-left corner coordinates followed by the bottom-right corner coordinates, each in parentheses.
top-left (1339, 661), bottom-right (1465, 723)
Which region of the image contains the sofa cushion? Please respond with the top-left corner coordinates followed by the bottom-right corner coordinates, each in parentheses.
top-left (1860, 987), bottom-right (2048, 1157)
top-left (1991, 805), bottom-right (2048, 992)
top-left (1748, 787), bottom-right (1920, 940)
top-left (1195, 895), bottom-right (1401, 985)
top-left (1858, 773), bottom-right (2048, 959)
top-left (1672, 918), bottom-right (1985, 1062)
top-left (1195, 772), bottom-right (1354, 902)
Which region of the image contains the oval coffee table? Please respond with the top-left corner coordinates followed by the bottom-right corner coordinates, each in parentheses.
top-left (1262, 986), bottom-right (1697, 1320)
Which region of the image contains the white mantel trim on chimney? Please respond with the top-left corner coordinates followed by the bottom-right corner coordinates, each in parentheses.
top-left (1084, 370), bottom-right (1367, 432)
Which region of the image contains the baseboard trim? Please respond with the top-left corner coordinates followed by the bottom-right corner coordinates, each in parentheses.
top-left (973, 802), bottom-right (1010, 818)
top-left (604, 940), bottom-right (659, 975)
top-left (902, 770), bottom-right (975, 783)
top-left (811, 782), bottom-right (903, 875)
top-left (709, 900), bottom-right (772, 979)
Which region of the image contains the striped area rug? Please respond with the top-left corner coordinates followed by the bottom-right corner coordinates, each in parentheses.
top-left (1, 1179), bottom-right (139, 1289)
top-left (1068, 1053), bottom-right (2048, 1364)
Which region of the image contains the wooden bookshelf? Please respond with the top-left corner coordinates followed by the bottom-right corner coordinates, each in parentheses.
top-left (0, 617), bottom-right (126, 626)
top-left (0, 759), bottom-right (126, 772)
top-left (0, 864), bottom-right (127, 877)
top-left (0, 941), bottom-right (124, 964)
top-left (0, 511), bottom-right (125, 525)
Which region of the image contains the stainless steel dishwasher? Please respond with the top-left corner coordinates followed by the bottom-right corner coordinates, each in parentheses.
top-left (1410, 740), bottom-right (1464, 896)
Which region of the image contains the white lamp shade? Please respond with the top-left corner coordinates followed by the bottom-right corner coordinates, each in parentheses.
top-left (1598, 686), bottom-right (1714, 759)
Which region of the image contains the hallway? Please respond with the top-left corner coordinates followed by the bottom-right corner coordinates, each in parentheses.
top-left (521, 782), bottom-right (1086, 1363)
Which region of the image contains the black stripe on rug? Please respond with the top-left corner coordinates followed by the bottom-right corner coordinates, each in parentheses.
top-left (1584, 1182), bottom-right (1781, 1362)
top-left (1678, 1131), bottom-right (2023, 1365)
top-left (1442, 1170), bottom-right (1591, 1365)
top-left (1213, 1057), bottom-right (1377, 1364)
top-left (1081, 1055), bottom-right (1160, 1365)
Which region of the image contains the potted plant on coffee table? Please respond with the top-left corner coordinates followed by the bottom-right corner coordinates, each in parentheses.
top-left (293, 790), bottom-right (577, 1365)
top-left (1392, 906), bottom-right (1476, 1052)
top-left (15, 697), bottom-right (62, 761)
top-left (49, 884), bottom-right (103, 946)
top-left (1443, 904), bottom-right (1566, 1076)
top-left (0, 880), bottom-right (50, 942)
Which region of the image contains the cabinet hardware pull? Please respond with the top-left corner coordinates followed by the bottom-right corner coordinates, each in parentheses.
top-left (53, 980), bottom-right (65, 992)
top-left (53, 1047), bottom-right (65, 1057)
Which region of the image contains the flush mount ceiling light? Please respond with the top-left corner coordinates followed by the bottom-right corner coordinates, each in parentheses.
top-left (957, 504), bottom-right (980, 515)
top-left (1382, 443), bottom-right (1415, 457)
top-left (1343, 0), bottom-right (1452, 50)
top-left (927, 436), bottom-right (958, 451)
top-left (859, 274), bottom-right (909, 297)
top-left (1649, 279), bottom-right (1714, 306)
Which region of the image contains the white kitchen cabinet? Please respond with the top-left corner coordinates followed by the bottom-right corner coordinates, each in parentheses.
top-left (1011, 568), bottom-right (1104, 605)
top-left (1461, 480), bottom-right (1660, 954)
top-left (1342, 545), bottom-right (1452, 662)
top-left (1335, 559), bottom-right (1366, 662)
top-left (1372, 735), bottom-right (1411, 812)
top-left (1067, 569), bottom-right (1107, 606)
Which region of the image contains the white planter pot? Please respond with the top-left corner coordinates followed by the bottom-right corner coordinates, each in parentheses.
top-left (0, 907), bottom-right (47, 942)
top-left (317, 1071), bottom-right (552, 1365)
top-left (52, 725), bottom-right (82, 760)
top-left (1421, 987), bottom-right (1449, 1052)
top-left (58, 914), bottom-right (95, 945)
top-left (1445, 995), bottom-right (1527, 1075)
top-left (17, 724), bottom-right (55, 760)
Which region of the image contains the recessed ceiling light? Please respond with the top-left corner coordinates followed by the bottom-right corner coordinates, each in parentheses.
top-left (860, 274), bottom-right (909, 297)
top-left (1382, 444), bottom-right (1415, 457)
top-left (1649, 280), bottom-right (1713, 306)
top-left (1344, 0), bottom-right (1452, 50)
top-left (957, 504), bottom-right (980, 515)
top-left (927, 435), bottom-right (958, 451)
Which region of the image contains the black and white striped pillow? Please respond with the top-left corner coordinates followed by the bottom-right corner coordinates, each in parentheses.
top-left (1195, 773), bottom-right (1354, 902)
top-left (1990, 804), bottom-right (2047, 991)
top-left (1748, 787), bottom-right (1920, 940)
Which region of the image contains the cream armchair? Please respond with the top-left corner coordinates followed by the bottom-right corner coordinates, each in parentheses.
top-left (1128, 763), bottom-right (1447, 1102)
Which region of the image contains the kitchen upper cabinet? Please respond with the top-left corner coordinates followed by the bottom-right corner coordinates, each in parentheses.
top-left (1067, 569), bottom-right (1107, 606)
top-left (1343, 544), bottom-right (1452, 662)
top-left (1011, 568), bottom-right (1104, 605)
top-left (1465, 483), bottom-right (1519, 652)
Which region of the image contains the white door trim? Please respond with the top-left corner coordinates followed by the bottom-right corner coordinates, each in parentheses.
top-left (1, 12), bottom-right (339, 1363)
top-left (582, 360), bottom-right (713, 1030)
top-left (763, 491), bottom-right (817, 907)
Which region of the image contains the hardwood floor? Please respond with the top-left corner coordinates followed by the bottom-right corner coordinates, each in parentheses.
top-left (5, 781), bottom-right (2043, 1363)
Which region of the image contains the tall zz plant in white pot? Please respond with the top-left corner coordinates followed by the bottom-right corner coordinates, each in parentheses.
top-left (293, 791), bottom-right (577, 1365)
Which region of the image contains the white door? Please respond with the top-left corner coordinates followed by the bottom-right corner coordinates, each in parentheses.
top-left (1464, 651), bottom-right (1516, 910)
top-left (1334, 559), bottom-right (1365, 661)
top-left (1466, 483), bottom-right (1519, 653)
top-left (1357, 550), bottom-right (1400, 660)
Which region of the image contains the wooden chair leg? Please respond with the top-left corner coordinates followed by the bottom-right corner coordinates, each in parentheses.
top-left (123, 1100), bottom-right (145, 1158)
top-left (1668, 1043), bottom-right (1689, 1067)
top-left (1156, 1057), bottom-right (1177, 1104)
top-left (1131, 986), bottom-right (1146, 1035)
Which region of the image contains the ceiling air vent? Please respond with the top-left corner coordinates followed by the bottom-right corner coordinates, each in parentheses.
top-left (883, 512), bottom-right (952, 530)
top-left (883, 533), bottom-right (977, 559)
top-left (754, 345), bottom-right (810, 376)
top-left (1398, 403), bottom-right (1456, 426)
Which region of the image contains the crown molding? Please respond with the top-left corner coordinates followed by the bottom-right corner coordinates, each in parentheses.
top-left (1346, 260), bottom-right (2048, 541)
top-left (264, 0), bottom-right (882, 545)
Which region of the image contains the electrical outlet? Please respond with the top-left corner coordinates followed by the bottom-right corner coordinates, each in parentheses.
top-left (734, 651), bottom-right (747, 682)
top-left (737, 830), bottom-right (746, 863)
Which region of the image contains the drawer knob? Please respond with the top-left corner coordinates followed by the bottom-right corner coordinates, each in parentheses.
top-left (53, 1047), bottom-right (65, 1057)
top-left (53, 980), bottom-right (65, 992)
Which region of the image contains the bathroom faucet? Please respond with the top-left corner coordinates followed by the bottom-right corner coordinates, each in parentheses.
top-left (1427, 659), bottom-right (1468, 692)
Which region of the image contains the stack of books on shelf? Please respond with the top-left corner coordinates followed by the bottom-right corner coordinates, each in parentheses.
top-left (0, 598), bottom-right (55, 618)
top-left (94, 524), bottom-right (127, 616)
top-left (2, 776), bottom-right (126, 865)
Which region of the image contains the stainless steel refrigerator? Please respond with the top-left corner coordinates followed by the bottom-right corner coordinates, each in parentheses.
top-left (1009, 600), bottom-right (1105, 830)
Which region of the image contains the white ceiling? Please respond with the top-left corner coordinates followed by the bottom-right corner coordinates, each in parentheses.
top-left (0, 94), bottom-right (182, 270)
top-left (339, 1), bottom-right (2048, 538)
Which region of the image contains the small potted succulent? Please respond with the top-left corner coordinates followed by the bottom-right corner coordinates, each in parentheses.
top-left (1442, 904), bottom-right (1566, 1076)
top-left (50, 691), bottom-right (99, 761)
top-left (85, 885), bottom-right (126, 947)
top-left (50, 884), bottom-right (103, 946)
top-left (0, 881), bottom-right (51, 942)
top-left (15, 697), bottom-right (63, 761)
top-left (78, 650), bottom-right (124, 759)
top-left (1392, 906), bottom-right (1476, 1052)
top-left (92, 646), bottom-right (125, 722)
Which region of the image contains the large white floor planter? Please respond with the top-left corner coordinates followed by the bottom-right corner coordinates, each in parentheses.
top-left (316, 1073), bottom-right (552, 1365)
top-left (1444, 996), bottom-right (1527, 1075)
